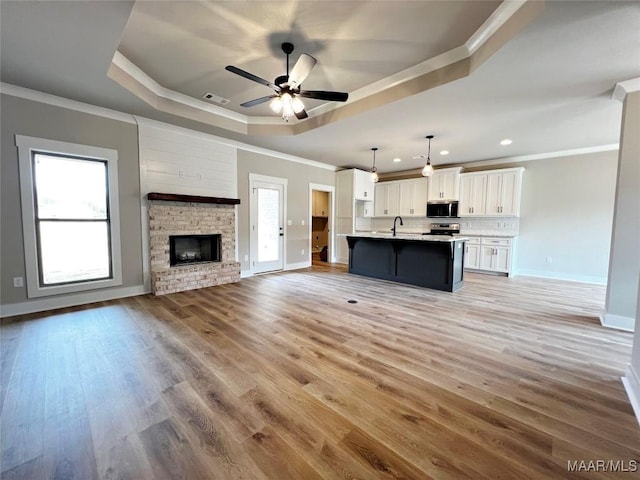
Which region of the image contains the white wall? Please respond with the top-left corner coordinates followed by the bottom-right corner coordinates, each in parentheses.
top-left (604, 90), bottom-right (640, 329)
top-left (517, 150), bottom-right (618, 284)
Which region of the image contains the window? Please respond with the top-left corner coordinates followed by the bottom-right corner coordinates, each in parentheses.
top-left (17, 135), bottom-right (122, 298)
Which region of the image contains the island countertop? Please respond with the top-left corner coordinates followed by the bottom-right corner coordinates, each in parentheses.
top-left (345, 232), bottom-right (468, 243)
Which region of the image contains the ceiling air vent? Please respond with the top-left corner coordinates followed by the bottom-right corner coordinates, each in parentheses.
top-left (202, 92), bottom-right (230, 105)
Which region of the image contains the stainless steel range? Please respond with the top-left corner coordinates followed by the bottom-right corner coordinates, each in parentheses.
top-left (428, 223), bottom-right (461, 235)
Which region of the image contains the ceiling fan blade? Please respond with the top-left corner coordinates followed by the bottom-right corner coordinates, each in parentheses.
top-left (225, 65), bottom-right (281, 92)
top-left (240, 95), bottom-right (278, 108)
top-left (294, 108), bottom-right (308, 120)
top-left (298, 90), bottom-right (348, 102)
top-left (288, 53), bottom-right (317, 89)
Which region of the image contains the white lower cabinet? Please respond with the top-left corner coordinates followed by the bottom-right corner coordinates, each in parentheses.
top-left (464, 236), bottom-right (515, 276)
top-left (463, 237), bottom-right (481, 269)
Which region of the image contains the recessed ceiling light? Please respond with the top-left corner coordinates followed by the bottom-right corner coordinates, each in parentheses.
top-left (500, 139), bottom-right (513, 146)
top-left (440, 150), bottom-right (449, 156)
top-left (393, 157), bottom-right (402, 163)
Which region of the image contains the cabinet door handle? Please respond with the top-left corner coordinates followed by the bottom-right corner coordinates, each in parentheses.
top-left (410, 208), bottom-right (414, 214)
top-left (364, 191), bottom-right (367, 197)
top-left (384, 209), bottom-right (388, 215)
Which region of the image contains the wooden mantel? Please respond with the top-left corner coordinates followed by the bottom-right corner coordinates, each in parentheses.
top-left (147, 192), bottom-right (240, 205)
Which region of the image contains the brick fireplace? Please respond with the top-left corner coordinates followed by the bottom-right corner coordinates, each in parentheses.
top-left (148, 193), bottom-right (241, 295)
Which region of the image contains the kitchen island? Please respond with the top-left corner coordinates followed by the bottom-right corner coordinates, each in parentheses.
top-left (346, 233), bottom-right (467, 292)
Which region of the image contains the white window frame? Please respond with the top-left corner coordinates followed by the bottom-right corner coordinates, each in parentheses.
top-left (16, 135), bottom-right (123, 298)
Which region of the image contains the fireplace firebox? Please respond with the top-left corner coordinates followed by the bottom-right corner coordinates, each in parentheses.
top-left (169, 234), bottom-right (221, 266)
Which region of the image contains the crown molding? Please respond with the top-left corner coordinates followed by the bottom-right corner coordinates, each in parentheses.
top-left (107, 1), bottom-right (543, 137)
top-left (452, 144), bottom-right (620, 169)
top-left (0, 82), bottom-right (136, 124)
top-left (467, 0), bottom-right (531, 54)
top-left (612, 77), bottom-right (640, 102)
top-left (379, 143), bottom-right (619, 177)
top-left (134, 116), bottom-right (337, 171)
top-left (0, 82), bottom-right (335, 171)
top-left (111, 51), bottom-right (247, 123)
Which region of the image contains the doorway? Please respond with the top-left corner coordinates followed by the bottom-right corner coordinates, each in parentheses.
top-left (250, 174), bottom-right (287, 274)
top-left (309, 183), bottom-right (335, 264)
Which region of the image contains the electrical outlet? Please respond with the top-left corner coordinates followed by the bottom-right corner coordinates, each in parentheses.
top-left (301, 220), bottom-right (305, 226)
top-left (301, 249), bottom-right (305, 255)
top-left (244, 254), bottom-right (249, 262)
top-left (546, 256), bottom-right (553, 264)
top-left (287, 219), bottom-right (292, 226)
top-left (13, 277), bottom-right (24, 287)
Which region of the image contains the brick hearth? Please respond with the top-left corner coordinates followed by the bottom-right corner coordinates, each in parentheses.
top-left (148, 200), bottom-right (240, 295)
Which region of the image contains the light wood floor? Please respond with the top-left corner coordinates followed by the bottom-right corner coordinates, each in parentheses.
top-left (1, 265), bottom-right (638, 479)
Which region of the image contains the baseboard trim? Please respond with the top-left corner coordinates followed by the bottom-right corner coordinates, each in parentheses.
top-left (622, 364), bottom-right (640, 427)
top-left (599, 312), bottom-right (636, 332)
top-left (517, 269), bottom-right (607, 285)
top-left (285, 261), bottom-right (311, 271)
top-left (0, 285), bottom-right (149, 318)
top-left (240, 269), bottom-right (253, 279)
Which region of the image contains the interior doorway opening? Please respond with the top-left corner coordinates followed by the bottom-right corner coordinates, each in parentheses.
top-left (309, 184), bottom-right (335, 265)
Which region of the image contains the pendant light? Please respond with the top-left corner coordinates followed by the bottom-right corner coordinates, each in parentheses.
top-left (370, 147), bottom-right (379, 183)
top-left (421, 135), bottom-right (434, 177)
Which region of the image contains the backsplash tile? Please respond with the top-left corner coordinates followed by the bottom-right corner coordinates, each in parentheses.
top-left (355, 215), bottom-right (519, 236)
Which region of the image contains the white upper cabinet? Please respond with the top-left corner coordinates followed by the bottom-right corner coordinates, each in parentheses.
top-left (336, 168), bottom-right (375, 218)
top-left (374, 182), bottom-right (400, 217)
top-left (427, 167), bottom-right (461, 201)
top-left (485, 169), bottom-right (523, 216)
top-left (398, 179), bottom-right (428, 216)
top-left (459, 167), bottom-right (523, 217)
top-left (459, 174), bottom-right (487, 216)
top-left (353, 168), bottom-right (375, 201)
top-left (375, 178), bottom-right (426, 217)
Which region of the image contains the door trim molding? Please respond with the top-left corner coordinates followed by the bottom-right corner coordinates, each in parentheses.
top-left (249, 174), bottom-right (288, 275)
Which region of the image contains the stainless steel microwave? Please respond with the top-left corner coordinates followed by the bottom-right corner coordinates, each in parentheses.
top-left (427, 201), bottom-right (459, 218)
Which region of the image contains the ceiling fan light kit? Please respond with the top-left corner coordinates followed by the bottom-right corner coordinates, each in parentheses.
top-left (226, 42), bottom-right (348, 122)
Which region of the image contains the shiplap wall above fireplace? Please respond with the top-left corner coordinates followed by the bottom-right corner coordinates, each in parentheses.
top-left (136, 117), bottom-right (239, 290)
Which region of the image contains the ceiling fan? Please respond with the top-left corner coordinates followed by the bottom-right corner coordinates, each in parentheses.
top-left (225, 42), bottom-right (349, 121)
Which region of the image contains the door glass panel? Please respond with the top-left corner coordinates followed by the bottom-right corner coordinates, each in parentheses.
top-left (257, 187), bottom-right (280, 262)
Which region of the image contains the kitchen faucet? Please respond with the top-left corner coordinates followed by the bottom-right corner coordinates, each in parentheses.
top-left (392, 216), bottom-right (403, 237)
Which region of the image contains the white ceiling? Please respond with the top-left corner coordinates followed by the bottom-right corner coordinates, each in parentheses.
top-left (1, 1), bottom-right (639, 173)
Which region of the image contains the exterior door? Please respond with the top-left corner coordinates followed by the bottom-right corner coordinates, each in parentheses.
top-left (250, 176), bottom-right (285, 274)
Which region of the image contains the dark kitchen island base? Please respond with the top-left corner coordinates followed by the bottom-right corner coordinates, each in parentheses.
top-left (346, 235), bottom-right (466, 292)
